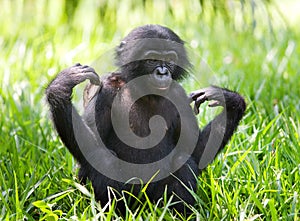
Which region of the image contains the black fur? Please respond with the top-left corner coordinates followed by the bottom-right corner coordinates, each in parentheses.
top-left (46, 25), bottom-right (246, 214)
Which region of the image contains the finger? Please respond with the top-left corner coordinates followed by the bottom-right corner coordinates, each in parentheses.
top-left (189, 90), bottom-right (205, 100)
top-left (82, 66), bottom-right (97, 74)
top-left (195, 94), bottom-right (207, 104)
top-left (85, 72), bottom-right (101, 85)
top-left (187, 95), bottom-right (194, 104)
top-left (90, 77), bottom-right (101, 85)
top-left (205, 87), bottom-right (225, 101)
top-left (193, 103), bottom-right (199, 115)
top-left (193, 97), bottom-right (205, 115)
top-left (208, 100), bottom-right (221, 107)
top-left (80, 65), bottom-right (100, 85)
top-left (192, 94), bottom-right (208, 115)
top-left (73, 71), bottom-right (100, 85)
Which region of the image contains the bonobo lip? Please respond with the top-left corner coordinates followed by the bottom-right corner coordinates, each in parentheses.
top-left (149, 71), bottom-right (172, 90)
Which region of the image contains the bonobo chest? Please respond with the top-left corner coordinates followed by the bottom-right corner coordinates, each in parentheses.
top-left (100, 73), bottom-right (181, 138)
top-left (95, 81), bottom-right (182, 163)
top-left (127, 95), bottom-right (179, 137)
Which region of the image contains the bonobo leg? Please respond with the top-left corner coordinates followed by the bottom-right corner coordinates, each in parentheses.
top-left (189, 86), bottom-right (246, 168)
top-left (45, 63), bottom-right (100, 163)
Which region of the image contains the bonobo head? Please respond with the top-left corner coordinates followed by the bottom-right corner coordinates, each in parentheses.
top-left (115, 25), bottom-right (191, 90)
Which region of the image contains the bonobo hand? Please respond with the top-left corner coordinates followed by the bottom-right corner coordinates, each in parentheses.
top-left (55, 63), bottom-right (100, 86)
top-left (189, 86), bottom-right (225, 114)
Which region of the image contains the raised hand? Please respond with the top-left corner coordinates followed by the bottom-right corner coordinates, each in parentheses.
top-left (189, 86), bottom-right (225, 114)
top-left (55, 63), bottom-right (100, 86)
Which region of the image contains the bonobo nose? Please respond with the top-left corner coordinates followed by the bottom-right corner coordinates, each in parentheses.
top-left (157, 67), bottom-right (168, 75)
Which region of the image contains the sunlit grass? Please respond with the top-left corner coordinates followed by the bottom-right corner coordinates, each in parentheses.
top-left (0, 0), bottom-right (299, 220)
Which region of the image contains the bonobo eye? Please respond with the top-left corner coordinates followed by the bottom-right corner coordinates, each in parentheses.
top-left (165, 51), bottom-right (178, 65)
top-left (165, 57), bottom-right (176, 65)
top-left (146, 59), bottom-right (159, 65)
top-left (144, 50), bottom-right (160, 64)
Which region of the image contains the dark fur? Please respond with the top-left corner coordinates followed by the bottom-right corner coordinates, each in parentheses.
top-left (46, 25), bottom-right (246, 214)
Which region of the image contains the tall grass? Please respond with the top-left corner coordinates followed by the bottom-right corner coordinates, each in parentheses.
top-left (0, 0), bottom-right (299, 220)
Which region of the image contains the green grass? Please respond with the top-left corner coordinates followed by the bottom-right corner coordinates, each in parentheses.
top-left (0, 0), bottom-right (299, 220)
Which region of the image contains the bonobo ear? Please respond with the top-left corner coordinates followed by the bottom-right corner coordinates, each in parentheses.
top-left (118, 41), bottom-right (126, 52)
top-left (115, 41), bottom-right (127, 67)
top-left (120, 41), bottom-right (126, 47)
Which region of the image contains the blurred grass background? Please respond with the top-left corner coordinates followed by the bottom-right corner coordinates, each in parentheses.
top-left (0, 0), bottom-right (299, 220)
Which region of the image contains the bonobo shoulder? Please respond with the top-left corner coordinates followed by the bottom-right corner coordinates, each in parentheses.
top-left (102, 72), bottom-right (126, 90)
top-left (83, 72), bottom-right (126, 108)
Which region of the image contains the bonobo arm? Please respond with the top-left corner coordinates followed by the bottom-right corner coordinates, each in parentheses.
top-left (45, 63), bottom-right (100, 163)
top-left (189, 86), bottom-right (246, 169)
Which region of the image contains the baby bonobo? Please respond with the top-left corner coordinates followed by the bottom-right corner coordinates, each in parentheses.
top-left (46, 24), bottom-right (246, 214)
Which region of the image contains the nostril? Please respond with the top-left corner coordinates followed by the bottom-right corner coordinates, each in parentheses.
top-left (157, 67), bottom-right (168, 75)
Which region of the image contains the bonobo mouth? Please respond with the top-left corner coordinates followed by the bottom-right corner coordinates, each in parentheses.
top-left (149, 69), bottom-right (172, 90)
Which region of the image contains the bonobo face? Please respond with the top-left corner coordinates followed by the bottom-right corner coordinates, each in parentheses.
top-left (143, 50), bottom-right (178, 90)
top-left (117, 38), bottom-right (186, 91)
